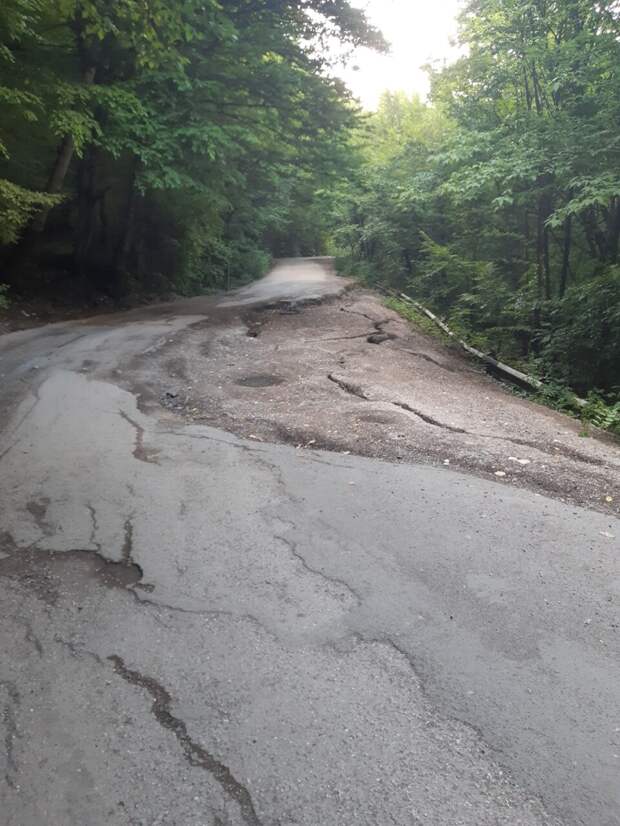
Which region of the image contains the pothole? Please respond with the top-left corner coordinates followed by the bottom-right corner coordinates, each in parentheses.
top-left (0, 536), bottom-right (143, 604)
top-left (236, 374), bottom-right (285, 388)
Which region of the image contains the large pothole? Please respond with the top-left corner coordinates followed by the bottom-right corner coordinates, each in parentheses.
top-left (0, 535), bottom-right (143, 604)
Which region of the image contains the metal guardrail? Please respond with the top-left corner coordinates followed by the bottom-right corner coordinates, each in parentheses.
top-left (382, 286), bottom-right (586, 407)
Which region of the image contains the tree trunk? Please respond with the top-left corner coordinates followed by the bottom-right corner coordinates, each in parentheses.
top-left (581, 209), bottom-right (600, 259)
top-left (559, 214), bottom-right (572, 298)
top-left (74, 144), bottom-right (99, 279)
top-left (535, 186), bottom-right (553, 310)
top-left (32, 66), bottom-right (96, 232)
top-left (543, 222), bottom-right (551, 300)
top-left (522, 63), bottom-right (533, 112)
top-left (607, 197), bottom-right (620, 264)
top-left (115, 160), bottom-right (139, 277)
top-left (534, 191), bottom-right (552, 328)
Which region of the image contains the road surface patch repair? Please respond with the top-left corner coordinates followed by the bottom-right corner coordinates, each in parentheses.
top-left (0, 259), bottom-right (619, 825)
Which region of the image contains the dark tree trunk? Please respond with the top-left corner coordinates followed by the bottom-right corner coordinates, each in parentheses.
top-left (581, 209), bottom-right (600, 259)
top-left (559, 214), bottom-right (572, 298)
top-left (522, 64), bottom-right (533, 111)
top-left (607, 197), bottom-right (620, 264)
top-left (74, 144), bottom-right (98, 278)
top-left (535, 187), bottom-right (553, 310)
top-left (534, 196), bottom-right (546, 329)
top-left (115, 160), bottom-right (140, 279)
top-left (543, 222), bottom-right (551, 300)
top-left (32, 66), bottom-right (96, 232)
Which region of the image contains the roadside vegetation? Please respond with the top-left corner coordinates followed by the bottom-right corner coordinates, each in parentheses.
top-left (0, 0), bottom-right (384, 303)
top-left (333, 0), bottom-right (620, 424)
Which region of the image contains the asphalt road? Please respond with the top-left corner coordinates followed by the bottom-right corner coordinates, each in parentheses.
top-left (1, 259), bottom-right (619, 826)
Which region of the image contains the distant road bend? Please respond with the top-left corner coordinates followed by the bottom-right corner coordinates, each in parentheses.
top-left (1, 258), bottom-right (619, 826)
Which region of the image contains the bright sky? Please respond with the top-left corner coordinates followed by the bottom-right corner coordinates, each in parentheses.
top-left (339, 0), bottom-right (464, 109)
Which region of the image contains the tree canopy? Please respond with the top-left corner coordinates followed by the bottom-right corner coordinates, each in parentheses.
top-left (334, 0), bottom-right (620, 399)
top-left (0, 0), bottom-right (384, 296)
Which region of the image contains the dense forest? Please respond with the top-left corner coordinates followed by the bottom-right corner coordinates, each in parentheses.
top-left (0, 0), bottom-right (383, 301)
top-left (335, 0), bottom-right (620, 405)
top-left (2, 0), bottom-right (619, 410)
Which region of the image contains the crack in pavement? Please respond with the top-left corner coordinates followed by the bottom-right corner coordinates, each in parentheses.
top-left (396, 348), bottom-right (461, 373)
top-left (13, 616), bottom-right (44, 657)
top-left (0, 384), bottom-right (42, 456)
top-left (249, 452), bottom-right (297, 503)
top-left (181, 405), bottom-right (608, 471)
top-left (0, 437), bottom-right (22, 463)
top-left (1, 679), bottom-right (21, 789)
top-left (474, 432), bottom-right (609, 467)
top-left (274, 535), bottom-right (363, 606)
top-left (328, 373), bottom-right (611, 466)
top-left (327, 373), bottom-right (369, 400)
top-left (108, 655), bottom-right (262, 826)
top-left (49, 332), bottom-right (90, 353)
top-left (126, 588), bottom-right (275, 637)
top-left (166, 429), bottom-right (269, 456)
top-left (328, 373), bottom-right (465, 432)
top-left (367, 320), bottom-right (397, 345)
top-left (311, 332), bottom-right (372, 342)
top-left (392, 401), bottom-right (467, 433)
top-left (121, 518), bottom-right (135, 565)
top-left (119, 410), bottom-right (160, 464)
top-left (311, 318), bottom-right (396, 345)
top-left (53, 634), bottom-right (104, 665)
top-left (87, 504), bottom-right (101, 551)
top-left (336, 308), bottom-right (397, 345)
top-left (339, 306), bottom-right (389, 324)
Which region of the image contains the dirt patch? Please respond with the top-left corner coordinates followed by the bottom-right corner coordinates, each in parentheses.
top-left (114, 287), bottom-right (620, 514)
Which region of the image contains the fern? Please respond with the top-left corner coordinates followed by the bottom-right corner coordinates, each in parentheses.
top-left (582, 395), bottom-right (620, 435)
top-left (590, 403), bottom-right (620, 434)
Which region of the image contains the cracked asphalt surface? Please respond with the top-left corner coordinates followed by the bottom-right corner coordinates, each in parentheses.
top-left (1, 258), bottom-right (619, 826)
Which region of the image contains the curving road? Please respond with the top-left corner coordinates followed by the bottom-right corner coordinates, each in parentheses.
top-left (0, 258), bottom-right (619, 826)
